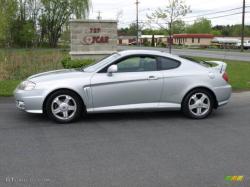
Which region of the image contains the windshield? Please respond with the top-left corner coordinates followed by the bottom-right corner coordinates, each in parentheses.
top-left (83, 53), bottom-right (121, 72)
top-left (179, 56), bottom-right (213, 67)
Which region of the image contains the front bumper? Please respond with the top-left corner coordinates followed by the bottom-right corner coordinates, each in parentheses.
top-left (14, 89), bottom-right (45, 114)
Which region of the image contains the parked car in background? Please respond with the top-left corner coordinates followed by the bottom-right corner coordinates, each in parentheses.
top-left (14, 50), bottom-right (232, 123)
top-left (236, 40), bottom-right (250, 49)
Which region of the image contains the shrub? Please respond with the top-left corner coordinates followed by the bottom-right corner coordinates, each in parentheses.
top-left (143, 40), bottom-right (151, 47)
top-left (61, 56), bottom-right (95, 69)
top-left (158, 42), bottom-right (167, 48)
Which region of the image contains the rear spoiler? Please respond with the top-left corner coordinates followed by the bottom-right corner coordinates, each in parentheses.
top-left (205, 61), bottom-right (227, 74)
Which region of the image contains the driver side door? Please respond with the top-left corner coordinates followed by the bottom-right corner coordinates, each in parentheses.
top-left (89, 55), bottom-right (163, 112)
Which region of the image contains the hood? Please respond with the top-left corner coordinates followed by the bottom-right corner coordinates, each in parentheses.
top-left (27, 69), bottom-right (92, 83)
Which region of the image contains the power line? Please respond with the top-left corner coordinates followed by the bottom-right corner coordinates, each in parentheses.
top-left (134, 12), bottom-right (250, 25)
top-left (184, 6), bottom-right (250, 19)
top-left (185, 11), bottom-right (250, 22)
top-left (118, 5), bottom-right (250, 28)
top-left (139, 8), bottom-right (152, 12)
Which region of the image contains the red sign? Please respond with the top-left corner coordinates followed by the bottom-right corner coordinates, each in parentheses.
top-left (81, 28), bottom-right (109, 45)
top-left (82, 36), bottom-right (109, 45)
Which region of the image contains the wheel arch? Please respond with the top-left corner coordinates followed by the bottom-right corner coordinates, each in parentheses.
top-left (181, 86), bottom-right (218, 109)
top-left (42, 88), bottom-right (86, 114)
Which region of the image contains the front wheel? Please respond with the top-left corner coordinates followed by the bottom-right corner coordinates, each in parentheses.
top-left (182, 89), bottom-right (214, 119)
top-left (45, 90), bottom-right (84, 123)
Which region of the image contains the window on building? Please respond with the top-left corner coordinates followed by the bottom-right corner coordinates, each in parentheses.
top-left (192, 38), bottom-right (194, 43)
top-left (198, 38), bottom-right (200, 43)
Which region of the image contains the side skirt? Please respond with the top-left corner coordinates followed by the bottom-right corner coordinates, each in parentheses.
top-left (87, 102), bottom-right (181, 113)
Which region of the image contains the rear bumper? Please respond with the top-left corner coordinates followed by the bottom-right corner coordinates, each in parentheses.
top-left (218, 100), bottom-right (230, 107)
top-left (14, 89), bottom-right (44, 114)
top-left (213, 84), bottom-right (232, 107)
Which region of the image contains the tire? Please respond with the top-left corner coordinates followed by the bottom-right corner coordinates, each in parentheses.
top-left (45, 90), bottom-right (84, 123)
top-left (182, 88), bottom-right (214, 119)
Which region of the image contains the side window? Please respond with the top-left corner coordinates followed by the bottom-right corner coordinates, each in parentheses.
top-left (116, 56), bottom-right (157, 72)
top-left (139, 57), bottom-right (157, 71)
top-left (160, 57), bottom-right (180, 70)
top-left (117, 57), bottom-right (140, 72)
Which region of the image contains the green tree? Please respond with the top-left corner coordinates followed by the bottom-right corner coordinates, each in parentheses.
top-left (212, 25), bottom-right (250, 37)
top-left (147, 0), bottom-right (191, 53)
top-left (40, 0), bottom-right (90, 47)
top-left (211, 29), bottom-right (222, 36)
top-left (230, 25), bottom-right (244, 36)
top-left (186, 18), bottom-right (212, 34)
top-left (142, 28), bottom-right (167, 35)
top-left (119, 23), bottom-right (144, 36)
top-left (172, 20), bottom-right (186, 34)
top-left (19, 22), bottom-right (36, 47)
top-left (0, 0), bottom-right (17, 47)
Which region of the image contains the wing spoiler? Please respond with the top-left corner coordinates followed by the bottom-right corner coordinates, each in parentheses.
top-left (206, 61), bottom-right (227, 74)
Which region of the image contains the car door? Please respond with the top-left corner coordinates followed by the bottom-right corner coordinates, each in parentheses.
top-left (90, 55), bottom-right (163, 111)
top-left (157, 56), bottom-right (182, 106)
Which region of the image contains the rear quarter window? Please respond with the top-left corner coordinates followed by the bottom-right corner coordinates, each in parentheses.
top-left (159, 57), bottom-right (180, 70)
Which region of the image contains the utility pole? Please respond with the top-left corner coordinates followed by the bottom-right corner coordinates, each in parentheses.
top-left (97, 11), bottom-right (102, 20)
top-left (241, 0), bottom-right (246, 52)
top-left (135, 0), bottom-right (139, 46)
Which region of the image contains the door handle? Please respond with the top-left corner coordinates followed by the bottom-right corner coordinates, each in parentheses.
top-left (148, 75), bottom-right (158, 80)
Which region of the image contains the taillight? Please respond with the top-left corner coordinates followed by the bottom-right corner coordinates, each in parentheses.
top-left (223, 72), bottom-right (229, 82)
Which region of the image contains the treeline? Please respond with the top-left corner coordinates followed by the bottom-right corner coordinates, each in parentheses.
top-left (119, 18), bottom-right (250, 37)
top-left (0, 0), bottom-right (90, 48)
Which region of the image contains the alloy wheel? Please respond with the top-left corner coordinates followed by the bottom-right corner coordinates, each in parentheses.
top-left (51, 95), bottom-right (77, 120)
top-left (188, 93), bottom-right (210, 117)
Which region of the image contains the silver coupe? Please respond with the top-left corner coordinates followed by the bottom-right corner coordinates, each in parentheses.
top-left (14, 50), bottom-right (232, 123)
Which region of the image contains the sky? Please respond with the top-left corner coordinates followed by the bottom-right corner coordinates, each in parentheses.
top-left (88, 0), bottom-right (250, 28)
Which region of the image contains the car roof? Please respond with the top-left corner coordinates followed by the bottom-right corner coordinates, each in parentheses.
top-left (118, 50), bottom-right (179, 59)
top-left (116, 50), bottom-right (206, 70)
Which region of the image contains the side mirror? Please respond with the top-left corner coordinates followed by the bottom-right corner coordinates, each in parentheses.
top-left (107, 65), bottom-right (118, 76)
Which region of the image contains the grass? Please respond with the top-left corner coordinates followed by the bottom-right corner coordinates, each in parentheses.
top-left (0, 48), bottom-right (67, 96)
top-left (193, 57), bottom-right (250, 90)
top-left (227, 62), bottom-right (250, 90)
top-left (0, 48), bottom-right (67, 80)
top-left (0, 80), bottom-right (21, 96)
top-left (0, 48), bottom-right (249, 96)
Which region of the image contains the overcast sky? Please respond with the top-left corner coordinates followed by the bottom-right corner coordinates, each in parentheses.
top-left (88, 0), bottom-right (250, 28)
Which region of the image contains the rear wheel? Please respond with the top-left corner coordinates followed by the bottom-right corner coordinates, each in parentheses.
top-left (45, 90), bottom-right (84, 123)
top-left (182, 89), bottom-right (214, 119)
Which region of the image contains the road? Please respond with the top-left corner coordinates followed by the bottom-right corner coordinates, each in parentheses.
top-left (118, 46), bottom-right (250, 62)
top-left (0, 92), bottom-right (250, 187)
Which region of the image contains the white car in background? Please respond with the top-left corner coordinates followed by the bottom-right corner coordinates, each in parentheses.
top-left (236, 40), bottom-right (250, 49)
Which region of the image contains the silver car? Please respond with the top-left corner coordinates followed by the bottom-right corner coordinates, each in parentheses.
top-left (14, 50), bottom-right (232, 123)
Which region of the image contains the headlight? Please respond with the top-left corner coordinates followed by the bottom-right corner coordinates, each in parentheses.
top-left (18, 81), bottom-right (36, 91)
